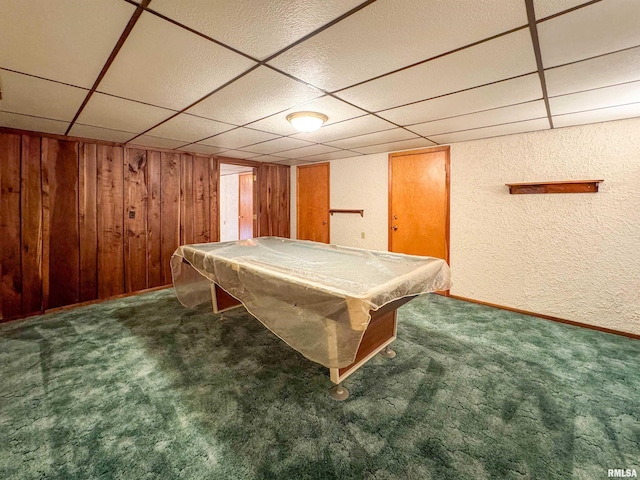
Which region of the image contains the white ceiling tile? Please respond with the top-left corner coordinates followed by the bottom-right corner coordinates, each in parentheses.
top-left (273, 158), bottom-right (316, 166)
top-left (145, 113), bottom-right (234, 143)
top-left (533, 0), bottom-right (593, 19)
top-left (98, 12), bottom-right (256, 111)
top-left (150, 0), bottom-right (363, 60)
top-left (553, 103), bottom-right (640, 128)
top-left (430, 118), bottom-right (550, 144)
top-left (299, 151), bottom-right (362, 162)
top-left (549, 81), bottom-right (640, 115)
top-left (268, 0), bottom-right (527, 91)
top-left (410, 101), bottom-right (548, 137)
top-left (0, 70), bottom-right (87, 121)
top-left (199, 128), bottom-right (278, 149)
top-left (188, 66), bottom-right (322, 125)
top-left (354, 138), bottom-right (437, 155)
top-left (3, 0), bottom-right (633, 140)
top-left (0, 0), bottom-right (135, 88)
top-left (77, 93), bottom-right (176, 133)
top-left (250, 155), bottom-right (289, 163)
top-left (292, 115), bottom-right (394, 143)
top-left (180, 143), bottom-right (226, 156)
top-left (336, 29), bottom-right (537, 112)
top-left (242, 137), bottom-right (314, 155)
top-left (69, 124), bottom-right (137, 143)
top-left (246, 95), bottom-right (366, 135)
top-left (327, 128), bottom-right (418, 149)
top-left (0, 111), bottom-right (69, 135)
top-left (538, 0), bottom-right (640, 68)
top-left (378, 74), bottom-right (542, 126)
top-left (278, 144), bottom-right (341, 159)
top-left (217, 150), bottom-right (261, 160)
top-left (129, 135), bottom-right (186, 150)
top-left (545, 47), bottom-right (640, 97)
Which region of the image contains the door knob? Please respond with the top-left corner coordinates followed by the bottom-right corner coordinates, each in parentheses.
top-left (392, 225), bottom-right (398, 231)
top-left (322, 221), bottom-right (327, 225)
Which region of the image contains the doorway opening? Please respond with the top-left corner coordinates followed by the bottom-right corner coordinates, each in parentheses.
top-left (219, 162), bottom-right (256, 241)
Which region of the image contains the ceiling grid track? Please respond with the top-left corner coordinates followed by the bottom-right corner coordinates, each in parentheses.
top-left (123, 0), bottom-right (379, 147)
top-left (64, 0), bottom-right (152, 136)
top-left (1, 0), bottom-right (637, 162)
top-left (524, 0), bottom-right (554, 129)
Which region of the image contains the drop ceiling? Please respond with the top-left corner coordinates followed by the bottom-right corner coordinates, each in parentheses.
top-left (1, 0), bottom-right (638, 166)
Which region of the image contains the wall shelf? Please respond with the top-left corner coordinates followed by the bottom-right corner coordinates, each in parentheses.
top-left (330, 209), bottom-right (364, 217)
top-left (506, 180), bottom-right (603, 195)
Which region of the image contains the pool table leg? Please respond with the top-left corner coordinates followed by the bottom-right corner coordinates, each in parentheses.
top-left (379, 345), bottom-right (397, 358)
top-left (326, 296), bottom-right (419, 399)
top-left (211, 283), bottom-right (243, 313)
top-left (329, 383), bottom-right (350, 401)
top-left (328, 308), bottom-right (398, 390)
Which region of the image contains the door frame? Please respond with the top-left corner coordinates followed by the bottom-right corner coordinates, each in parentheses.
top-left (388, 146), bottom-right (450, 263)
top-left (296, 162), bottom-right (330, 242)
top-left (217, 159), bottom-right (257, 241)
top-left (238, 172), bottom-right (254, 239)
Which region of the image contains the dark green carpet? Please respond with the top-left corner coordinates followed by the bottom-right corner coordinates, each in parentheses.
top-left (1, 290), bottom-right (638, 479)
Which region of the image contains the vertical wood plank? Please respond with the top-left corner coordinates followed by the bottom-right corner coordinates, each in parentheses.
top-left (266, 165), bottom-right (275, 236)
top-left (0, 133), bottom-right (23, 319)
top-left (42, 138), bottom-right (80, 308)
top-left (257, 165), bottom-right (266, 237)
top-left (161, 152), bottom-right (180, 285)
top-left (124, 148), bottom-right (149, 292)
top-left (41, 138), bottom-right (50, 311)
top-left (257, 164), bottom-right (291, 238)
top-left (209, 157), bottom-right (219, 242)
top-left (147, 151), bottom-right (162, 288)
top-left (257, 164), bottom-right (271, 237)
top-left (0, 135), bottom-right (2, 320)
top-left (192, 156), bottom-right (210, 243)
top-left (78, 143), bottom-right (98, 302)
top-left (0, 135), bottom-right (1, 320)
top-left (97, 144), bottom-right (124, 298)
top-left (279, 165), bottom-right (291, 238)
top-left (21, 135), bottom-right (43, 315)
top-left (180, 154), bottom-right (194, 245)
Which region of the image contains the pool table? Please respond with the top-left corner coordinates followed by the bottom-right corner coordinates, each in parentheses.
top-left (171, 237), bottom-right (451, 400)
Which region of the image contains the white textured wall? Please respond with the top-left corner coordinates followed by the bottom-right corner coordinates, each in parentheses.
top-left (450, 118), bottom-right (640, 334)
top-left (291, 117), bottom-right (640, 334)
top-left (329, 154), bottom-right (388, 250)
top-left (220, 174), bottom-right (239, 242)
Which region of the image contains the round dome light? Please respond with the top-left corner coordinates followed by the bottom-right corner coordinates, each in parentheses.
top-left (286, 111), bottom-right (328, 132)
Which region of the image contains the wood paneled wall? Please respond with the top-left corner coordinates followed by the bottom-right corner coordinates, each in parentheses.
top-left (257, 163), bottom-right (290, 238)
top-left (0, 129), bottom-right (289, 321)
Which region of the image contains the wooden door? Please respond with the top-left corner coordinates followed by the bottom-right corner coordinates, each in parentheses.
top-left (297, 163), bottom-right (329, 243)
top-left (389, 147), bottom-right (449, 261)
top-left (239, 172), bottom-right (253, 239)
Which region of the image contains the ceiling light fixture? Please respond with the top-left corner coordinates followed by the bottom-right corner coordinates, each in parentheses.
top-left (286, 111), bottom-right (328, 132)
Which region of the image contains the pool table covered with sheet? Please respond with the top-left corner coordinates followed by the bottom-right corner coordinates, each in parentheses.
top-left (171, 237), bottom-right (451, 393)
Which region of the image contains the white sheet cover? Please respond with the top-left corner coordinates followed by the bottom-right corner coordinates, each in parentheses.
top-left (171, 237), bottom-right (451, 368)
